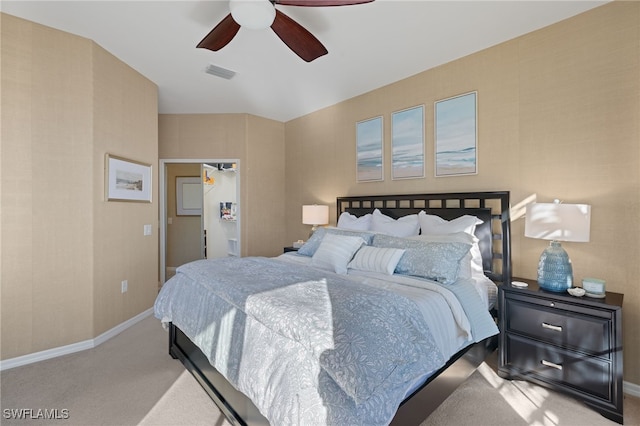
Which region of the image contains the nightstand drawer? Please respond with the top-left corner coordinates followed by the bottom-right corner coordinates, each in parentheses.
top-left (505, 334), bottom-right (612, 401)
top-left (505, 299), bottom-right (611, 357)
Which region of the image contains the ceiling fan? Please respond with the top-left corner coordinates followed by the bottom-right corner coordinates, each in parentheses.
top-left (197, 0), bottom-right (374, 63)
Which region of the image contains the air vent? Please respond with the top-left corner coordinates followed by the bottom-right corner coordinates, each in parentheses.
top-left (204, 64), bottom-right (236, 80)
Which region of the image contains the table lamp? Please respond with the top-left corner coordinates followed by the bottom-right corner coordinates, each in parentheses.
top-left (525, 200), bottom-right (591, 292)
top-left (302, 204), bottom-right (329, 238)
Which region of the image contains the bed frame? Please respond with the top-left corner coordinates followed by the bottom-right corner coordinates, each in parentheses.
top-left (168, 191), bottom-right (511, 426)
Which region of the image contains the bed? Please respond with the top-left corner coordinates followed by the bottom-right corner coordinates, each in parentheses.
top-left (154, 191), bottom-right (511, 425)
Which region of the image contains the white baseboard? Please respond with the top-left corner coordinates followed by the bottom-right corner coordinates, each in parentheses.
top-left (0, 308), bottom-right (153, 371)
top-left (625, 380), bottom-right (640, 398)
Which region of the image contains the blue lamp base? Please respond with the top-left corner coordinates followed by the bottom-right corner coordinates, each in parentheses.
top-left (537, 241), bottom-right (573, 292)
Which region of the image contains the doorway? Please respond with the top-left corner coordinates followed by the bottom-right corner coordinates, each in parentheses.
top-left (160, 159), bottom-right (241, 285)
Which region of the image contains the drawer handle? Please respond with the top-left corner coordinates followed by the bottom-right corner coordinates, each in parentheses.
top-left (542, 322), bottom-right (562, 332)
top-left (541, 359), bottom-right (563, 370)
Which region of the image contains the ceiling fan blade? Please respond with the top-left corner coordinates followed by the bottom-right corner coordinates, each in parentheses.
top-left (274, 0), bottom-right (373, 6)
top-left (271, 9), bottom-right (328, 62)
top-left (197, 13), bottom-right (241, 51)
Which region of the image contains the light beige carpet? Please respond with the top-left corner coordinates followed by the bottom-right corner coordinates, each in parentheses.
top-left (1, 314), bottom-right (638, 426)
top-left (421, 351), bottom-right (639, 426)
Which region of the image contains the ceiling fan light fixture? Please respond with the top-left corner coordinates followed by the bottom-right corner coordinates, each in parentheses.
top-left (229, 0), bottom-right (276, 30)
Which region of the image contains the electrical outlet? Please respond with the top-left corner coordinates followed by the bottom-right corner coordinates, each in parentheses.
top-left (143, 224), bottom-right (152, 236)
top-left (121, 280), bottom-right (128, 293)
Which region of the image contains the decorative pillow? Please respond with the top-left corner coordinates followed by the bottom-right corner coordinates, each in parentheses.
top-left (370, 209), bottom-right (420, 237)
top-left (409, 232), bottom-right (478, 280)
top-left (337, 212), bottom-right (372, 231)
top-left (418, 212), bottom-right (485, 279)
top-left (372, 234), bottom-right (471, 284)
top-left (298, 227), bottom-right (376, 257)
top-left (348, 246), bottom-right (405, 275)
top-left (310, 233), bottom-right (366, 275)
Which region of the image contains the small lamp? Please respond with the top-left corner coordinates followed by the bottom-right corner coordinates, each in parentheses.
top-left (302, 204), bottom-right (329, 238)
top-left (525, 200), bottom-right (591, 292)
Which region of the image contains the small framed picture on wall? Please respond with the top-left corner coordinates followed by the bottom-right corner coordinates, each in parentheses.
top-left (105, 154), bottom-right (152, 202)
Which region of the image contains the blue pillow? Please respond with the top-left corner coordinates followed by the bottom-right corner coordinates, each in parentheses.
top-left (372, 234), bottom-right (471, 284)
top-left (298, 227), bottom-right (376, 257)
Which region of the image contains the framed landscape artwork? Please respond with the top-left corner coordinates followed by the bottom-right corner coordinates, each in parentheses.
top-left (105, 154), bottom-right (152, 202)
top-left (356, 116), bottom-right (384, 182)
top-left (392, 105), bottom-right (424, 179)
top-left (434, 91), bottom-right (478, 177)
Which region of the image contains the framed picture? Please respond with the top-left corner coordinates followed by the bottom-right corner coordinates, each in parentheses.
top-left (392, 105), bottom-right (424, 179)
top-left (356, 116), bottom-right (384, 182)
top-left (176, 176), bottom-right (202, 216)
top-left (105, 154), bottom-right (152, 202)
top-left (435, 91), bottom-right (478, 177)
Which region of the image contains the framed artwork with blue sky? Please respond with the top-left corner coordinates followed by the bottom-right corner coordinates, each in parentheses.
top-left (391, 105), bottom-right (425, 179)
top-left (356, 116), bottom-right (384, 182)
top-left (435, 91), bottom-right (478, 177)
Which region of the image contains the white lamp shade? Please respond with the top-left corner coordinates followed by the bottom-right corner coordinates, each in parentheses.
top-left (229, 0), bottom-right (276, 30)
top-left (525, 202), bottom-right (591, 242)
top-left (302, 205), bottom-right (329, 226)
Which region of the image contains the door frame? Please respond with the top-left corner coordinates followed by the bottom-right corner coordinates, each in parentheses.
top-left (160, 158), bottom-right (241, 285)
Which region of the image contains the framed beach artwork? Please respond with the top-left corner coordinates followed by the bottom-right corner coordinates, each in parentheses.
top-left (434, 91), bottom-right (478, 177)
top-left (105, 154), bottom-right (152, 202)
top-left (392, 105), bottom-right (424, 179)
top-left (356, 116), bottom-right (384, 182)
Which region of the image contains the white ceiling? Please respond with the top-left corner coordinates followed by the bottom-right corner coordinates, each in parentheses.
top-left (1, 0), bottom-right (609, 122)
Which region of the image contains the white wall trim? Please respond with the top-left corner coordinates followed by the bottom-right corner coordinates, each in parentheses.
top-left (625, 380), bottom-right (640, 398)
top-left (0, 308), bottom-right (153, 371)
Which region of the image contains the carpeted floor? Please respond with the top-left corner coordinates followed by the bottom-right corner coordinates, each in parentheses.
top-left (1, 314), bottom-right (638, 426)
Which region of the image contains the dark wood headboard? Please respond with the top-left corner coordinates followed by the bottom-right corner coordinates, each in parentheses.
top-left (336, 191), bottom-right (511, 284)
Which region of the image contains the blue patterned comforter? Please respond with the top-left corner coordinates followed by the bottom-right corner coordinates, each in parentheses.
top-left (154, 256), bottom-right (488, 425)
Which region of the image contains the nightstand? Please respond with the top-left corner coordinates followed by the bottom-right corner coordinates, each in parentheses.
top-left (498, 277), bottom-right (624, 424)
top-left (283, 246), bottom-right (299, 253)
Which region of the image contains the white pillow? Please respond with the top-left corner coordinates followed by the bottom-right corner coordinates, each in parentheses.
top-left (348, 246), bottom-right (405, 275)
top-left (337, 212), bottom-right (372, 231)
top-left (417, 211), bottom-right (482, 236)
top-left (370, 209), bottom-right (420, 237)
top-left (310, 233), bottom-right (365, 275)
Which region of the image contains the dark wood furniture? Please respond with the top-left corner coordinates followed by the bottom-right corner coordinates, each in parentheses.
top-left (498, 277), bottom-right (624, 424)
top-left (283, 246), bottom-right (299, 253)
top-left (168, 191), bottom-right (512, 425)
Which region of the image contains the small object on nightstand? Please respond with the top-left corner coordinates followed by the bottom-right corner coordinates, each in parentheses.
top-left (582, 277), bottom-right (606, 298)
top-left (511, 281), bottom-right (528, 288)
top-left (567, 287), bottom-right (586, 297)
top-left (292, 240), bottom-right (304, 248)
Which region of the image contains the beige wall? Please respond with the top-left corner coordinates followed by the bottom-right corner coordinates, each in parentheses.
top-left (1, 14), bottom-right (159, 358)
top-left (285, 1), bottom-right (640, 386)
top-left (159, 114), bottom-right (286, 258)
top-left (92, 43), bottom-right (159, 337)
